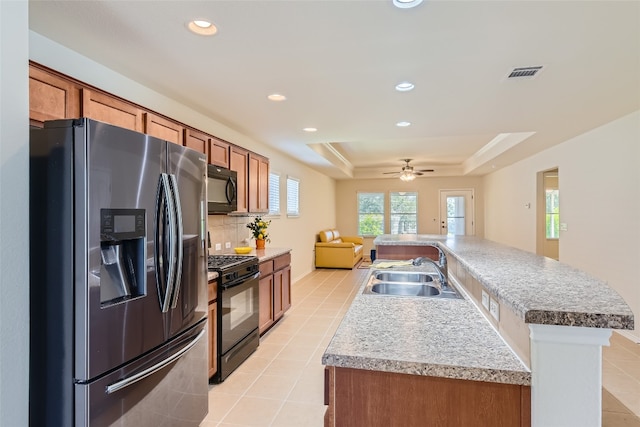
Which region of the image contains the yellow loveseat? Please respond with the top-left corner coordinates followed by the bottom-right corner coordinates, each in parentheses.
top-left (315, 229), bottom-right (364, 269)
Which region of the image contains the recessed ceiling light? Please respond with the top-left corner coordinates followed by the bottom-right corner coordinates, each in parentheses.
top-left (187, 20), bottom-right (218, 36)
top-left (303, 127), bottom-right (317, 132)
top-left (393, 0), bottom-right (424, 9)
top-left (396, 121), bottom-right (411, 127)
top-left (395, 81), bottom-right (415, 92)
top-left (267, 93), bottom-right (287, 102)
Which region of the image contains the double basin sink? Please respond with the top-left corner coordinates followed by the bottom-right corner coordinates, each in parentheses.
top-left (363, 270), bottom-right (462, 299)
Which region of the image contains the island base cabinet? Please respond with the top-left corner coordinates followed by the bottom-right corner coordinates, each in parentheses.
top-left (325, 367), bottom-right (530, 427)
top-left (376, 244), bottom-right (439, 261)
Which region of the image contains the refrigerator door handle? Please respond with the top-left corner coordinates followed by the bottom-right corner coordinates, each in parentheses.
top-left (155, 173), bottom-right (176, 313)
top-left (168, 174), bottom-right (183, 309)
top-left (105, 328), bottom-right (205, 395)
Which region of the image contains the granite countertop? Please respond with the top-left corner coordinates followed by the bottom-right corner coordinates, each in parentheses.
top-left (374, 234), bottom-right (634, 329)
top-left (322, 264), bottom-right (531, 385)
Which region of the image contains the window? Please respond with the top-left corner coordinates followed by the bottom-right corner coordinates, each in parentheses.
top-left (268, 172), bottom-right (280, 215)
top-left (286, 176), bottom-right (299, 217)
top-left (546, 189), bottom-right (559, 239)
top-left (390, 192), bottom-right (417, 234)
top-left (358, 192), bottom-right (384, 236)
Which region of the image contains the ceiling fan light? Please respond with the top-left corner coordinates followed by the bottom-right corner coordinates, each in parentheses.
top-left (399, 171), bottom-right (416, 181)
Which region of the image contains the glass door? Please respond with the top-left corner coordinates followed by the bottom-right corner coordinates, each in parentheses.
top-left (439, 190), bottom-right (475, 236)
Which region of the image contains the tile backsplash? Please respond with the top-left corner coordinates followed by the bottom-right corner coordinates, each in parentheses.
top-left (207, 215), bottom-right (254, 254)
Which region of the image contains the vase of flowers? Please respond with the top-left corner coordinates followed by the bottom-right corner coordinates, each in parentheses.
top-left (247, 216), bottom-right (271, 249)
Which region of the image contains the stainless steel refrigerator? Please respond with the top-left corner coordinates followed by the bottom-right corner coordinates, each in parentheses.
top-left (30, 118), bottom-right (208, 426)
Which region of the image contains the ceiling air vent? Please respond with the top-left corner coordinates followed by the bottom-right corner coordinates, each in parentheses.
top-left (507, 66), bottom-right (543, 79)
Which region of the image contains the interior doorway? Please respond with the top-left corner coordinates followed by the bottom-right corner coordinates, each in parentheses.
top-left (439, 190), bottom-right (475, 236)
top-left (536, 168), bottom-right (560, 260)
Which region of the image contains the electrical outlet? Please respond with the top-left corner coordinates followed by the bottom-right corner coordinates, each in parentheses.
top-left (225, 242), bottom-right (231, 249)
top-left (481, 290), bottom-right (490, 310)
top-left (489, 298), bottom-right (500, 321)
top-left (215, 243), bottom-right (222, 251)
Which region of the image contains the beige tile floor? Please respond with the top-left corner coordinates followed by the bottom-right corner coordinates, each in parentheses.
top-left (200, 266), bottom-right (640, 427)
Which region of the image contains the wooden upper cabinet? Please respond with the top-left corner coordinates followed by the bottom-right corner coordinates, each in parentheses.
top-left (184, 128), bottom-right (208, 155)
top-left (29, 65), bottom-right (81, 127)
top-left (230, 146), bottom-right (249, 213)
top-left (82, 88), bottom-right (143, 132)
top-left (209, 137), bottom-right (230, 168)
top-left (248, 152), bottom-right (269, 213)
top-left (144, 112), bottom-right (183, 145)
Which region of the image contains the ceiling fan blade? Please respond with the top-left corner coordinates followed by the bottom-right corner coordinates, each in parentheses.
top-left (414, 172), bottom-right (424, 176)
top-left (417, 169), bottom-right (434, 173)
top-left (383, 171), bottom-right (400, 175)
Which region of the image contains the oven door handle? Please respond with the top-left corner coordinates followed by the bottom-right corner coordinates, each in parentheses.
top-left (222, 271), bottom-right (260, 289)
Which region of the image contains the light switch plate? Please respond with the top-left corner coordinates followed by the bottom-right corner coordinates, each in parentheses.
top-left (481, 290), bottom-right (490, 310)
top-left (225, 242), bottom-right (231, 249)
top-left (489, 298), bottom-right (500, 321)
top-left (560, 223), bottom-right (568, 231)
top-left (215, 243), bottom-right (222, 251)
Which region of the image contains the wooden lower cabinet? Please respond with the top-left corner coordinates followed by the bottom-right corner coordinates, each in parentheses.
top-left (259, 274), bottom-right (274, 333)
top-left (324, 367), bottom-right (531, 427)
top-left (258, 252), bottom-right (292, 335)
top-left (208, 280), bottom-right (218, 378)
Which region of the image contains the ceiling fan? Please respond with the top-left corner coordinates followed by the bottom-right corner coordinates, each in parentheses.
top-left (383, 159), bottom-right (434, 181)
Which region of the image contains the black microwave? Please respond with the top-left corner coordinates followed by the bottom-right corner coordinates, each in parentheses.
top-left (207, 165), bottom-right (237, 214)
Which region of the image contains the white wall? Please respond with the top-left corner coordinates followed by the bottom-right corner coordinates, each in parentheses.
top-left (336, 176), bottom-right (484, 235)
top-left (29, 31), bottom-right (336, 281)
top-left (484, 111), bottom-right (640, 341)
top-left (0, 0), bottom-right (29, 425)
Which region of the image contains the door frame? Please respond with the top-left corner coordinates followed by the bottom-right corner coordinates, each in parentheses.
top-left (438, 189), bottom-right (476, 236)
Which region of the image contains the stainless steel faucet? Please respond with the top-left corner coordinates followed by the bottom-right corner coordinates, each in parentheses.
top-left (412, 245), bottom-right (448, 287)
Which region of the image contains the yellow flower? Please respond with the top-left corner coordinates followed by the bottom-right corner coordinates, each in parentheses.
top-left (258, 233), bottom-right (263, 240)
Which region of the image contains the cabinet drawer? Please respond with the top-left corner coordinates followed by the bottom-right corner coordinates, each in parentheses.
top-left (208, 280), bottom-right (218, 303)
top-left (274, 253), bottom-right (291, 271)
top-left (259, 260), bottom-right (274, 276)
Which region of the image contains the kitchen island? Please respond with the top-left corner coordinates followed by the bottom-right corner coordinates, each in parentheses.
top-left (322, 234), bottom-right (634, 427)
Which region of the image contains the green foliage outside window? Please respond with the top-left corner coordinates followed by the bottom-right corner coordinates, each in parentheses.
top-left (545, 189), bottom-right (559, 239)
top-left (390, 192), bottom-right (417, 234)
top-left (358, 193), bottom-right (384, 236)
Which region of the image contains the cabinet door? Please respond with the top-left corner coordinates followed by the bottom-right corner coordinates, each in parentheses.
top-left (230, 146), bottom-right (249, 213)
top-left (282, 265), bottom-right (291, 312)
top-left (259, 275), bottom-right (274, 334)
top-left (248, 153), bottom-right (269, 213)
top-left (273, 269), bottom-right (284, 321)
top-left (82, 88), bottom-right (143, 132)
top-left (184, 128), bottom-right (208, 155)
top-left (29, 65), bottom-right (81, 127)
top-left (209, 137), bottom-right (230, 168)
top-left (144, 112), bottom-right (183, 145)
top-left (208, 302), bottom-right (217, 378)
top-left (258, 155), bottom-right (269, 212)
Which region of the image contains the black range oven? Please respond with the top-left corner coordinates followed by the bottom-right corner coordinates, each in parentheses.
top-left (208, 255), bottom-right (260, 383)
